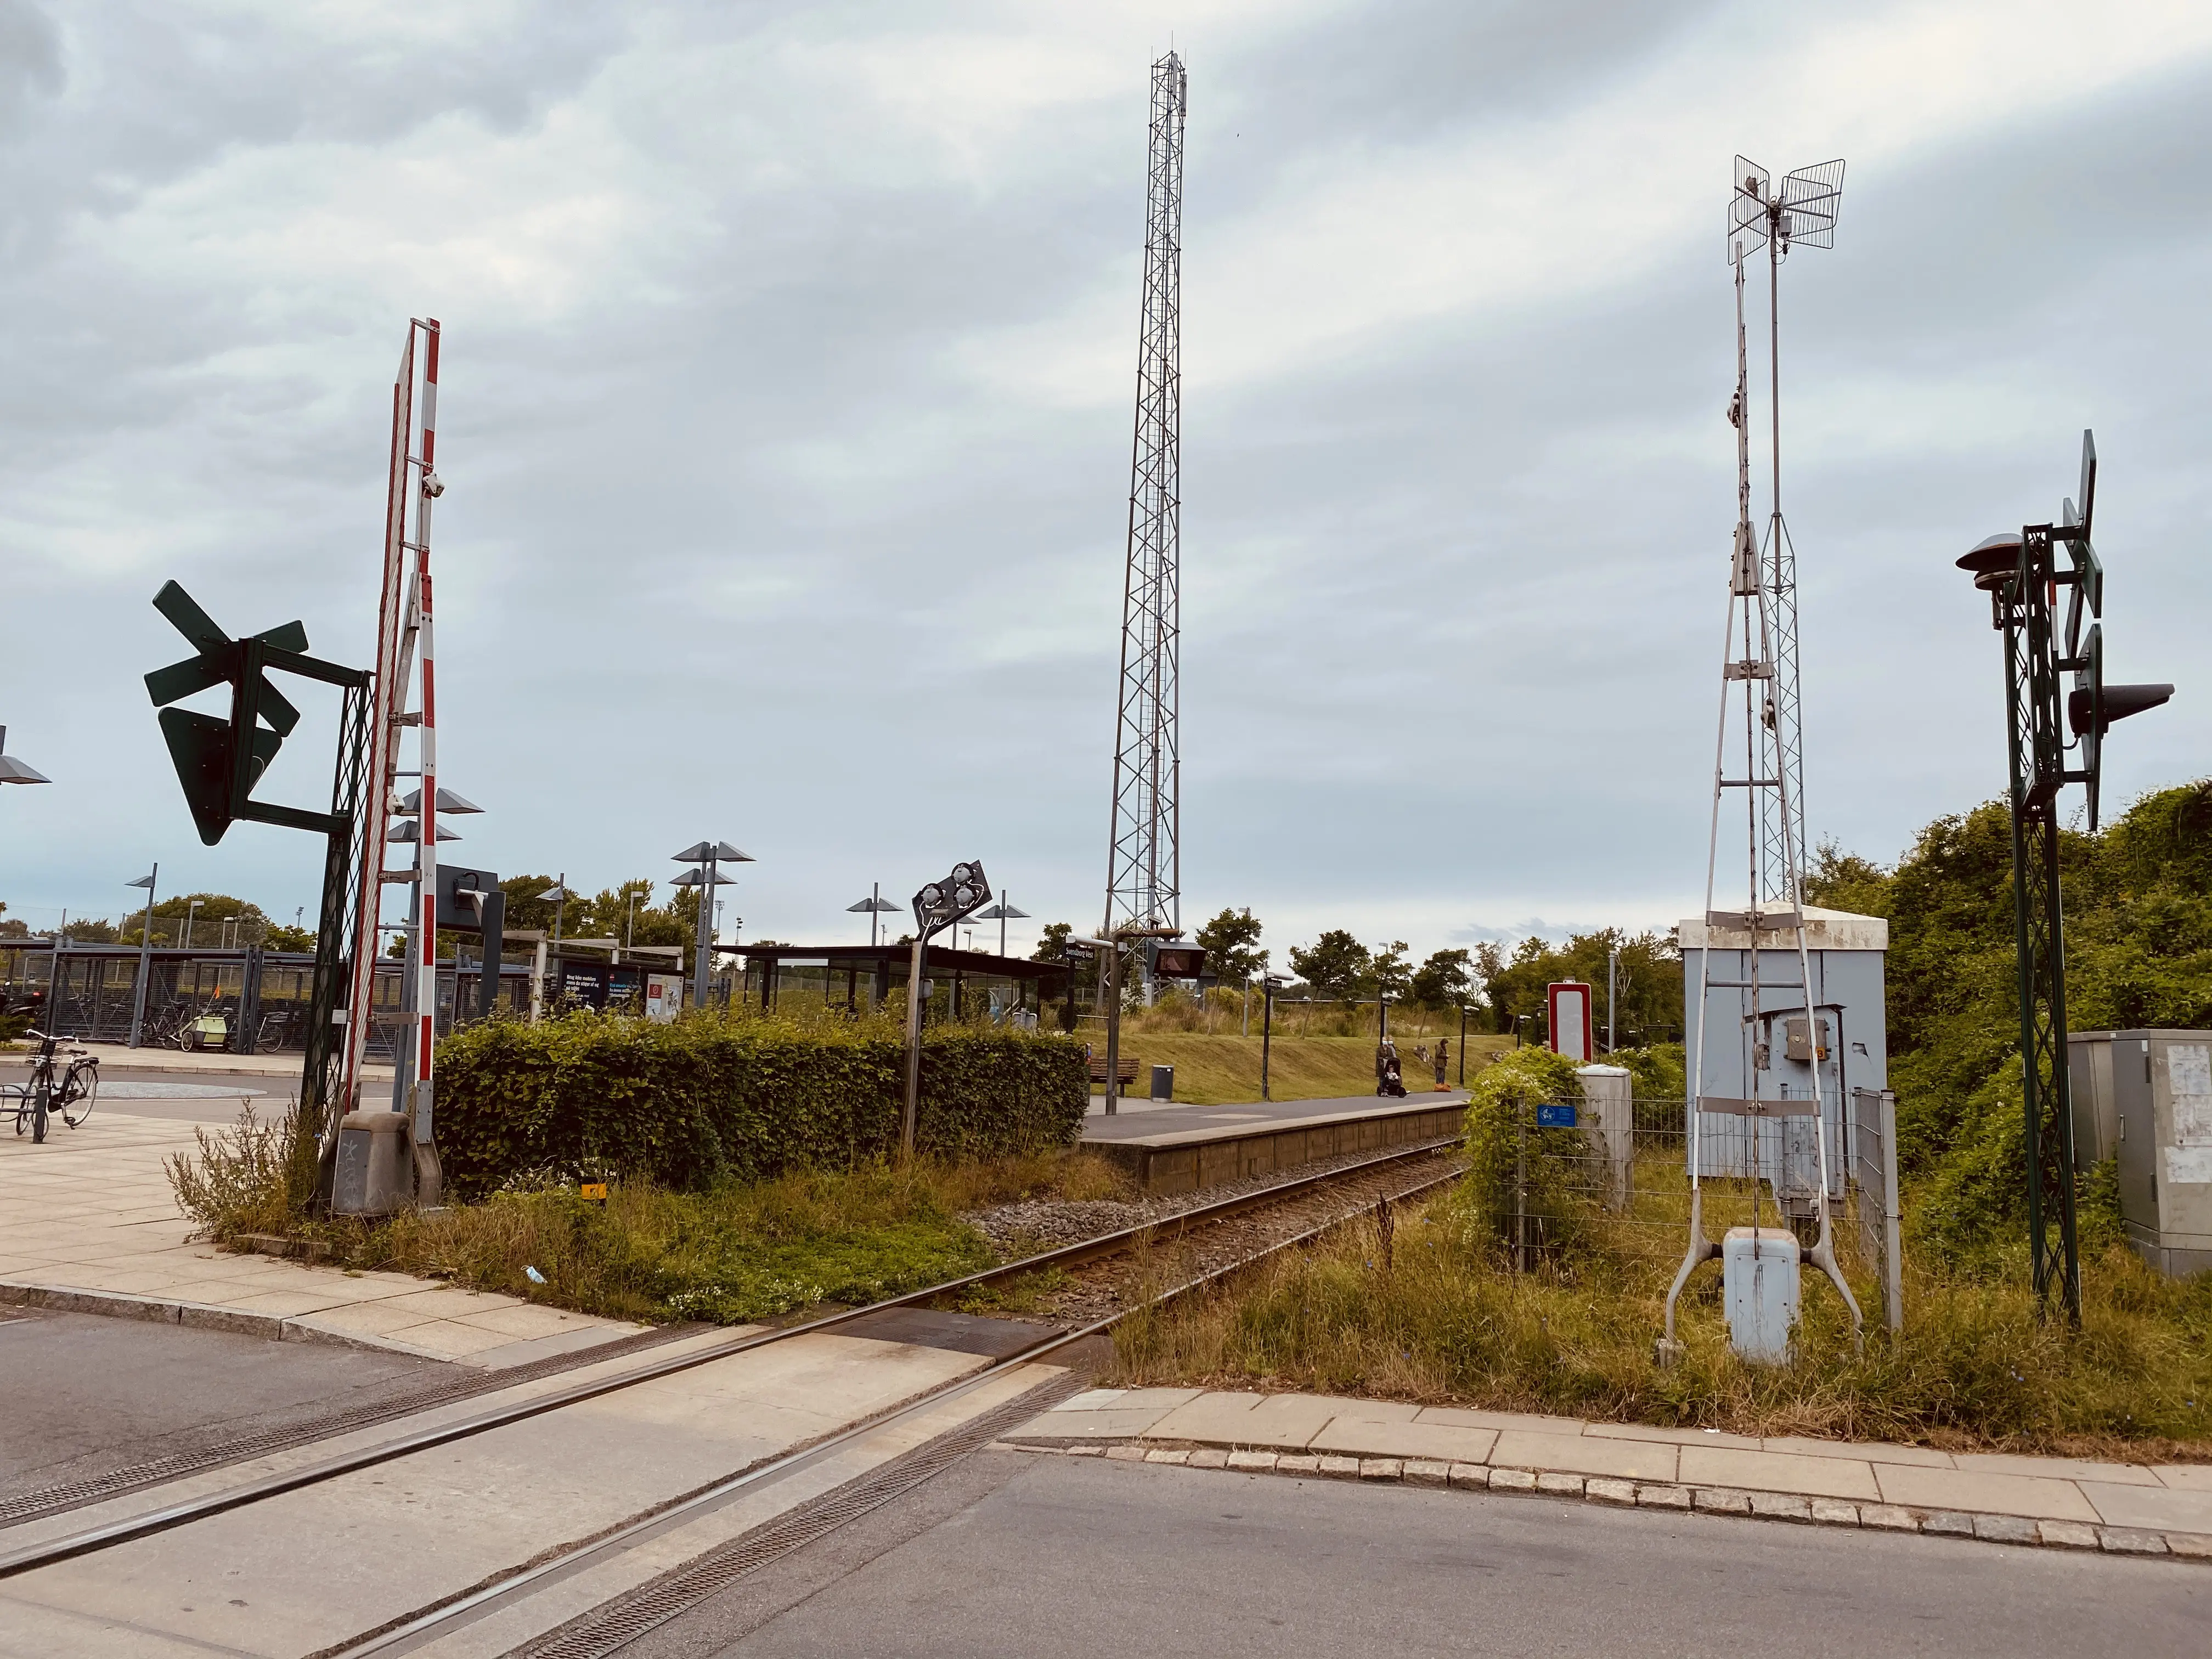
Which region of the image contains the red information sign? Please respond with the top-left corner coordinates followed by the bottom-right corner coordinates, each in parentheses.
top-left (1547, 981), bottom-right (1593, 1063)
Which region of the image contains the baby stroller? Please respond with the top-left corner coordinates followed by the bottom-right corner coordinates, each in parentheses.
top-left (1375, 1041), bottom-right (1408, 1098)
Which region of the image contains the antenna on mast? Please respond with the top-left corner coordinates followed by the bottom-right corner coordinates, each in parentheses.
top-left (1725, 156), bottom-right (1843, 905)
top-left (1659, 158), bottom-right (1860, 1364)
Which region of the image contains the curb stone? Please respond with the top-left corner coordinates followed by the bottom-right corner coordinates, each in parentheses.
top-left (1036, 1443), bottom-right (2212, 1562)
top-left (2100, 1528), bottom-right (2169, 1556)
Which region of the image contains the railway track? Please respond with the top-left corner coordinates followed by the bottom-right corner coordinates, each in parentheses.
top-left (0, 1136), bottom-right (1466, 1655)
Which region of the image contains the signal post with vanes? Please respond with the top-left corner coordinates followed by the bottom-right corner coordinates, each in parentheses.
top-left (1955, 432), bottom-right (2171, 1323)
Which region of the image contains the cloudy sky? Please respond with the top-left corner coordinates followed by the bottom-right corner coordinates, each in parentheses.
top-left (4, 0), bottom-right (2207, 966)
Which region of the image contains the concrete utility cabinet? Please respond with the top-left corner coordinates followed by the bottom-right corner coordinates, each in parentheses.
top-left (2067, 1031), bottom-right (2212, 1277)
top-left (1678, 906), bottom-right (1889, 1219)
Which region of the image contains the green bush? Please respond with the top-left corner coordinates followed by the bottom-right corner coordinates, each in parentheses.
top-left (1460, 1046), bottom-right (1593, 1255)
top-left (434, 1010), bottom-right (1087, 1199)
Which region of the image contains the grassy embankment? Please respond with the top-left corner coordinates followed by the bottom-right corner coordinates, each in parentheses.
top-left (170, 1107), bottom-right (1128, 1327)
top-left (1078, 994), bottom-right (1518, 1104)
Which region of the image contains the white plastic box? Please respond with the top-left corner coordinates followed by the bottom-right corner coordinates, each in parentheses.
top-left (1722, 1227), bottom-right (1799, 1363)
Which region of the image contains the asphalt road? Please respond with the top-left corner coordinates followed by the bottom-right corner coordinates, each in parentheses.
top-left (617, 1449), bottom-right (2205, 1659)
top-left (0, 1304), bottom-right (440, 1504)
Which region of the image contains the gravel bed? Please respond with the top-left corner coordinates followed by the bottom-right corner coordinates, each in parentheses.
top-left (961, 1136), bottom-right (1463, 1257)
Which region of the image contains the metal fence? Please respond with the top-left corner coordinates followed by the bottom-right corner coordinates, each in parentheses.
top-left (2, 943), bottom-right (529, 1059)
top-left (1483, 1092), bottom-right (1904, 1326)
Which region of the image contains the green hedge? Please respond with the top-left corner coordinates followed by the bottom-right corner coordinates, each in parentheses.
top-left (433, 1012), bottom-right (1088, 1198)
top-left (1460, 1046), bottom-right (1593, 1255)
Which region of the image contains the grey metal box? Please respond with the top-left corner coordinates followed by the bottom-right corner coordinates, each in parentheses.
top-left (2069, 1030), bottom-right (2212, 1277)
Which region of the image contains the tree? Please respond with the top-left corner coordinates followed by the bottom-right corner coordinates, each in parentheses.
top-left (121, 893), bottom-right (270, 948)
top-left (1409, 947), bottom-right (1473, 1009)
top-left (1372, 940), bottom-right (1412, 1001)
top-left (1194, 907), bottom-right (1266, 981)
top-left (1481, 929), bottom-right (1681, 1048)
top-left (499, 874), bottom-right (561, 934)
top-left (1288, 930), bottom-right (1372, 1002)
top-left (1032, 922), bottom-right (1098, 1001)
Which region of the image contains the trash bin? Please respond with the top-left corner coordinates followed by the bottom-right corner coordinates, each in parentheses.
top-left (1149, 1064), bottom-right (1174, 1102)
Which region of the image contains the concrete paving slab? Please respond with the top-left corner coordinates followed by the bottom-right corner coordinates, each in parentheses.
top-left (1144, 1392), bottom-right (1291, 1448)
top-left (2078, 1482), bottom-right (2212, 1534)
top-left (1957, 1452), bottom-right (2163, 1486)
top-left (1072, 1386), bottom-right (1205, 1413)
top-left (1873, 1464), bottom-right (2101, 1523)
top-left (1584, 1423), bottom-right (1763, 1449)
top-left (1017, 1406), bottom-right (1178, 1442)
top-left (1307, 1418), bottom-right (1499, 1465)
top-left (1677, 1446), bottom-right (1882, 1501)
top-left (2155, 1465), bottom-right (2212, 1492)
top-left (1414, 1406), bottom-right (1592, 1434)
top-left (1762, 1435), bottom-right (1956, 1468)
top-left (1488, 1430), bottom-right (1678, 1482)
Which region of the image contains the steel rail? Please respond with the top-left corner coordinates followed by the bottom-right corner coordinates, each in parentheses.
top-left (332, 1157), bottom-right (1466, 1658)
top-left (0, 1136), bottom-right (1462, 1579)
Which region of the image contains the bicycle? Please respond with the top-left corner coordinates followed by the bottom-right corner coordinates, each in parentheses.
top-left (7, 1030), bottom-right (98, 1143)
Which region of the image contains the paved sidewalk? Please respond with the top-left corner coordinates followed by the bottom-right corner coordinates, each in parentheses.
top-left (0, 1109), bottom-right (642, 1366)
top-left (1009, 1387), bottom-right (2212, 1557)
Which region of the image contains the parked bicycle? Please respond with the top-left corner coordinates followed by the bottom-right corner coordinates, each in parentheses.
top-left (5, 1030), bottom-right (98, 1143)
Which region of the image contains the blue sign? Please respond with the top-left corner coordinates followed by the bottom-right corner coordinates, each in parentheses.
top-left (1536, 1104), bottom-right (1578, 1128)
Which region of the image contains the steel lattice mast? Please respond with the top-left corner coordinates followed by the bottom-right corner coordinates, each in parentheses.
top-left (1724, 156), bottom-right (1843, 902)
top-left (1103, 52), bottom-right (1187, 953)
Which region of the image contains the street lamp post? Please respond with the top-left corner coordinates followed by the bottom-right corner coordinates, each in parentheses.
top-left (673, 841), bottom-right (753, 1012)
top-left (847, 884), bottom-right (898, 947)
top-left (1458, 1002), bottom-right (1469, 1087)
top-left (183, 898), bottom-right (203, 949)
top-left (1260, 973), bottom-right (1286, 1102)
top-left (972, 897), bottom-right (1030, 958)
top-left (126, 865), bottom-right (157, 1048)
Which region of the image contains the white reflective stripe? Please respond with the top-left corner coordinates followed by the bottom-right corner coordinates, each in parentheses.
top-left (420, 381), bottom-right (437, 431)
top-left (419, 732), bottom-right (436, 768)
top-left (418, 619), bottom-right (433, 658)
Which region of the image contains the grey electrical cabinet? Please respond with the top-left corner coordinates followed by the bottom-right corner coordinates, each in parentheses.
top-left (2068, 1030), bottom-right (2212, 1277)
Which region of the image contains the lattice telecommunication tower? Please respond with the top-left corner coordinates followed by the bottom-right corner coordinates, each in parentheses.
top-left (1726, 156), bottom-right (1842, 904)
top-left (1662, 158), bottom-right (1861, 1356)
top-left (1102, 53), bottom-right (1187, 956)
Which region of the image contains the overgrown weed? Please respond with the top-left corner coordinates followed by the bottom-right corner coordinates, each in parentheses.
top-left (1110, 1188), bottom-right (2212, 1457)
top-left (164, 1126), bottom-right (1130, 1327)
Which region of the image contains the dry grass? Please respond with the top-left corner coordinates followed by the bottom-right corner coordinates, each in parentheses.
top-left (1110, 1183), bottom-right (2212, 1457)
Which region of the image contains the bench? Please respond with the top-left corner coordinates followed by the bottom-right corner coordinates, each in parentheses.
top-left (1088, 1056), bottom-right (1141, 1087)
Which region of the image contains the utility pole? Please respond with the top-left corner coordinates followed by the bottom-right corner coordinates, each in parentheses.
top-left (1103, 52), bottom-right (1187, 1005)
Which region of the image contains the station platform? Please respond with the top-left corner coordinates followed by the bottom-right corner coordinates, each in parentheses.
top-left (1080, 1092), bottom-right (1469, 1195)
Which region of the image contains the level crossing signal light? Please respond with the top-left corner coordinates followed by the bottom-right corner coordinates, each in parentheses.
top-left (1954, 430), bottom-right (2171, 1323)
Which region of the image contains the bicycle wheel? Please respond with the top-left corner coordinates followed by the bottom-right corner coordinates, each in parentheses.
top-left (61, 1064), bottom-right (97, 1128)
